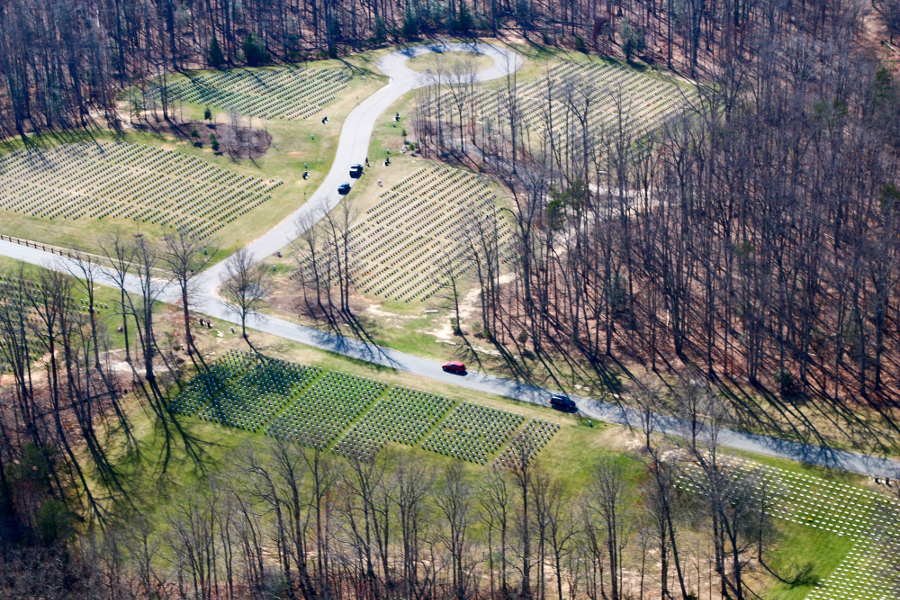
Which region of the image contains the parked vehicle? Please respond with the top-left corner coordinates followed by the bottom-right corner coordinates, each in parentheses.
top-left (442, 361), bottom-right (466, 375)
top-left (350, 164), bottom-right (364, 178)
top-left (550, 394), bottom-right (577, 412)
top-left (337, 182), bottom-right (351, 195)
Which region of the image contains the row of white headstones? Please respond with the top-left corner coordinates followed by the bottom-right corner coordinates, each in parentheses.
top-left (677, 456), bottom-right (899, 599)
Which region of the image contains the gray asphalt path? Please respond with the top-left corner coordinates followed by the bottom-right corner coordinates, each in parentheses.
top-left (198, 42), bottom-right (523, 294)
top-left (2, 44), bottom-right (898, 478)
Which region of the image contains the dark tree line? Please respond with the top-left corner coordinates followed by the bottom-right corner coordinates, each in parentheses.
top-left (411, 0), bottom-right (900, 454)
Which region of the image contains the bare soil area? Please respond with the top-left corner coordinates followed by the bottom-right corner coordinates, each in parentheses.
top-left (128, 117), bottom-right (273, 159)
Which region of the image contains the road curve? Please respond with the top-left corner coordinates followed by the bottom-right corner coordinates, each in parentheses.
top-left (198, 42), bottom-right (523, 294)
top-left (1, 44), bottom-right (898, 478)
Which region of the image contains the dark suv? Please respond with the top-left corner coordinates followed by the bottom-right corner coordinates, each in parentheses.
top-left (337, 182), bottom-right (351, 195)
top-left (550, 394), bottom-right (577, 412)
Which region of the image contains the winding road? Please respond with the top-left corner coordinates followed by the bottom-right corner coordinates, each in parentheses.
top-left (2, 43), bottom-right (898, 478)
top-left (201, 41), bottom-right (523, 290)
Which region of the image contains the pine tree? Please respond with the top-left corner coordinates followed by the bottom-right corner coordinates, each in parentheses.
top-left (455, 2), bottom-right (473, 33)
top-left (209, 35), bottom-right (225, 68)
top-left (243, 33), bottom-right (269, 66)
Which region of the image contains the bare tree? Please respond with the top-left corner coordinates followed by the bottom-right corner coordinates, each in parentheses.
top-left (166, 490), bottom-right (221, 600)
top-left (162, 229), bottom-right (217, 357)
top-left (481, 468), bottom-right (512, 599)
top-left (393, 460), bottom-right (435, 600)
top-left (67, 251), bottom-right (134, 451)
top-left (544, 479), bottom-right (577, 600)
top-left (238, 446), bottom-right (298, 600)
top-left (587, 458), bottom-right (631, 600)
top-left (641, 449), bottom-right (691, 599)
top-left (100, 230), bottom-right (136, 364)
top-left (264, 436), bottom-right (318, 600)
top-left (507, 432), bottom-right (538, 600)
top-left (436, 461), bottom-right (476, 600)
top-left (222, 248), bottom-right (270, 341)
top-left (292, 212), bottom-right (330, 323)
top-left (340, 450), bottom-right (389, 599)
top-left (319, 196), bottom-right (360, 319)
top-left (628, 375), bottom-right (664, 450)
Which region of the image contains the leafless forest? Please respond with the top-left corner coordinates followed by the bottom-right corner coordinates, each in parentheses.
top-left (6, 0), bottom-right (898, 134)
top-left (4, 0), bottom-right (900, 596)
top-left (399, 1), bottom-right (900, 455)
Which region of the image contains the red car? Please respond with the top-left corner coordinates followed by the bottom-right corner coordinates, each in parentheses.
top-left (442, 361), bottom-right (466, 375)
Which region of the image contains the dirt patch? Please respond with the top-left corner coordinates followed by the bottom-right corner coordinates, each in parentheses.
top-left (429, 273), bottom-right (517, 342)
top-left (130, 118), bottom-right (272, 159)
top-left (365, 304), bottom-right (421, 320)
top-left (269, 289), bottom-right (370, 322)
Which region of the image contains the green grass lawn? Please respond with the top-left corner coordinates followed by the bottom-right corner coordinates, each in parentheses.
top-left (0, 56), bottom-right (387, 256)
top-left (406, 50), bottom-right (495, 73)
top-left (97, 334), bottom-right (605, 517)
top-left (763, 522), bottom-right (855, 600)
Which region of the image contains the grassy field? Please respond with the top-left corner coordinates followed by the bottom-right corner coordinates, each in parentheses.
top-left (99, 325), bottom-right (610, 506)
top-left (0, 54), bottom-right (387, 256)
top-left (765, 523), bottom-right (854, 599)
top-left (406, 50), bottom-right (495, 73)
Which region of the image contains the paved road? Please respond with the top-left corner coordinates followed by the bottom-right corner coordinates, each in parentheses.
top-left (199, 41), bottom-right (523, 293)
top-left (2, 44), bottom-right (899, 478)
top-left (5, 236), bottom-right (900, 478)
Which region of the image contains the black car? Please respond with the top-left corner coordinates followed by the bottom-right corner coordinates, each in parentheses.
top-left (550, 394), bottom-right (577, 412)
top-left (350, 164), bottom-right (364, 178)
top-left (337, 182), bottom-right (351, 195)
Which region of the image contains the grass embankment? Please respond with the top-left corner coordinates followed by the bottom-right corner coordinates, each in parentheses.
top-left (765, 523), bottom-right (854, 599)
